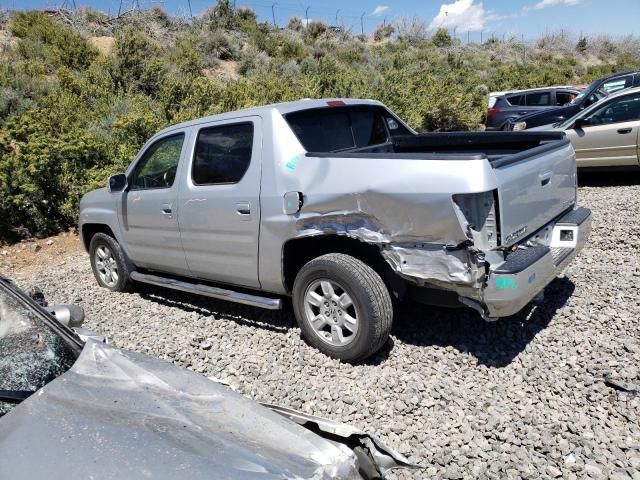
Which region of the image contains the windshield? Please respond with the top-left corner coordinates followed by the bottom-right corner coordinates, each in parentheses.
top-left (0, 286), bottom-right (78, 417)
top-left (570, 81), bottom-right (608, 107)
top-left (557, 90), bottom-right (608, 128)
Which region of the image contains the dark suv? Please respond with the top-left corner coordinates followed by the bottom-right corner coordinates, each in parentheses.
top-left (486, 86), bottom-right (582, 130)
top-left (508, 70), bottom-right (640, 131)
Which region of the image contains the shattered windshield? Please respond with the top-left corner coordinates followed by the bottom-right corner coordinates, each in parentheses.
top-left (0, 287), bottom-right (78, 417)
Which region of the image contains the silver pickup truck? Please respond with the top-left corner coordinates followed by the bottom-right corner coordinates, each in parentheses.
top-left (80, 99), bottom-right (591, 362)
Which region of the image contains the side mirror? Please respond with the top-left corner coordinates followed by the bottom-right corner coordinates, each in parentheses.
top-left (45, 305), bottom-right (85, 328)
top-left (573, 117), bottom-right (590, 129)
top-left (108, 173), bottom-right (128, 193)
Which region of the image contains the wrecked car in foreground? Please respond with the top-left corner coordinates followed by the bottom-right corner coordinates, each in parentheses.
top-left (80, 98), bottom-right (592, 362)
top-left (0, 274), bottom-right (413, 479)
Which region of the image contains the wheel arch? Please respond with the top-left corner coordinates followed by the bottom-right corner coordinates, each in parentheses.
top-left (281, 235), bottom-right (406, 300)
top-left (81, 223), bottom-right (116, 252)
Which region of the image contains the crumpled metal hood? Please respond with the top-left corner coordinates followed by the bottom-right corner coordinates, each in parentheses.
top-left (0, 340), bottom-right (393, 479)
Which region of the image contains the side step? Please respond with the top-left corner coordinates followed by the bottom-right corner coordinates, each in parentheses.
top-left (130, 272), bottom-right (282, 310)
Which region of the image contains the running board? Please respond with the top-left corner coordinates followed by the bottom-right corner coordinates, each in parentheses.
top-left (130, 272), bottom-right (282, 310)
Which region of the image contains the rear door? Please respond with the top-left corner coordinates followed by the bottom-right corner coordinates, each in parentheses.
top-left (567, 91), bottom-right (640, 167)
top-left (177, 117), bottom-right (262, 288)
top-left (119, 131), bottom-right (190, 275)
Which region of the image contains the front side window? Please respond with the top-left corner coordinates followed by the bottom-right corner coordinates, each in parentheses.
top-left (556, 91), bottom-right (577, 106)
top-left (192, 123), bottom-right (254, 185)
top-left (586, 92), bottom-right (640, 125)
top-left (525, 92), bottom-right (551, 106)
top-left (130, 133), bottom-right (185, 190)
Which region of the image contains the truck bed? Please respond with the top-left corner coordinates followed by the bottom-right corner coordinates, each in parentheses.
top-left (391, 131), bottom-right (569, 167)
top-left (305, 131), bottom-right (569, 166)
top-left (304, 130), bottom-right (576, 248)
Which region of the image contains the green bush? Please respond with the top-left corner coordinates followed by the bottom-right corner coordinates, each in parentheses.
top-left (10, 11), bottom-right (97, 70)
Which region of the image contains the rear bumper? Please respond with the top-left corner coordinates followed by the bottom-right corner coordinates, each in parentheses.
top-left (475, 206), bottom-right (591, 317)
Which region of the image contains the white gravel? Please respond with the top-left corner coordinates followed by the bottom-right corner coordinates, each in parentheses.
top-left (16, 174), bottom-right (640, 479)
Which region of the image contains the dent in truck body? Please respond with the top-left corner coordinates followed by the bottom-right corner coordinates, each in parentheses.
top-left (255, 107), bottom-right (501, 294)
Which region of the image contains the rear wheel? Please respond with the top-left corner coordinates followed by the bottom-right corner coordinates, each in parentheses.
top-left (89, 233), bottom-right (133, 292)
top-left (292, 253), bottom-right (393, 363)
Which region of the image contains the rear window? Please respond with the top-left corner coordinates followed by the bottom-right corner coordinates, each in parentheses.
top-left (285, 106), bottom-right (401, 153)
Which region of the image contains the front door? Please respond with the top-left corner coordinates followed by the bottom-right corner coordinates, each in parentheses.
top-left (118, 131), bottom-right (190, 275)
top-left (567, 91), bottom-right (640, 167)
top-left (178, 117), bottom-right (262, 288)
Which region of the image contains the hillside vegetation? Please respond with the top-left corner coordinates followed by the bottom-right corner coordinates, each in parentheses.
top-left (0, 2), bottom-right (638, 241)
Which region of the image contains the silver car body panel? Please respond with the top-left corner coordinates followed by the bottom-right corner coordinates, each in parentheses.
top-left (80, 98), bottom-right (590, 318)
top-left (0, 339), bottom-right (411, 479)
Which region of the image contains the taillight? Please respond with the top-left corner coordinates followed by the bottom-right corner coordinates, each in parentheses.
top-left (487, 108), bottom-right (500, 119)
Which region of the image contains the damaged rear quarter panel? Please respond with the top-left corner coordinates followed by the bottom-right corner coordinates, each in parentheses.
top-left (257, 113), bottom-right (499, 292)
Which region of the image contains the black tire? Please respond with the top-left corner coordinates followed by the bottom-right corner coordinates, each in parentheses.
top-left (89, 233), bottom-right (133, 292)
top-left (292, 253), bottom-right (393, 363)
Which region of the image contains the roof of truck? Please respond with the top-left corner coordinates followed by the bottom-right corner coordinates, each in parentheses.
top-left (155, 98), bottom-right (385, 137)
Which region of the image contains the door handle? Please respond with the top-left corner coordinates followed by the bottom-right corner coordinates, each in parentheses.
top-left (617, 128), bottom-right (632, 134)
top-left (539, 171), bottom-right (552, 186)
top-left (161, 204), bottom-right (173, 219)
top-left (236, 202), bottom-right (251, 215)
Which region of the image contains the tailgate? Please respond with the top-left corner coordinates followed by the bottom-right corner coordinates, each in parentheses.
top-left (492, 139), bottom-right (576, 247)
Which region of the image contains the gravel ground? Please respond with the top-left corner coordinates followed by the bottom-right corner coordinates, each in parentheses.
top-left (16, 174), bottom-right (640, 480)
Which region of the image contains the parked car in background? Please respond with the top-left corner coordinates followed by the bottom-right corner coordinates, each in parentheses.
top-left (529, 87), bottom-right (640, 169)
top-left (486, 86), bottom-right (582, 130)
top-left (80, 98), bottom-right (591, 362)
top-left (0, 274), bottom-right (412, 479)
top-left (507, 70), bottom-right (640, 131)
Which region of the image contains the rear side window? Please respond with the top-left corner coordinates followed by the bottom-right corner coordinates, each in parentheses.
top-left (506, 94), bottom-right (523, 106)
top-left (192, 123), bottom-right (254, 185)
top-left (286, 106), bottom-right (397, 153)
top-left (525, 92), bottom-right (551, 106)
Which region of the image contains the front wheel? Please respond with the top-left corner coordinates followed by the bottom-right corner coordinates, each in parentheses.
top-left (292, 253), bottom-right (393, 363)
top-left (89, 233), bottom-right (133, 292)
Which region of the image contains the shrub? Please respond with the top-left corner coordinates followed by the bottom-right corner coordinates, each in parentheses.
top-left (200, 30), bottom-right (242, 63)
top-left (373, 24), bottom-right (394, 42)
top-left (307, 21), bottom-right (328, 39)
top-left (287, 16), bottom-right (304, 32)
top-left (432, 28), bottom-right (453, 48)
top-left (10, 11), bottom-right (97, 70)
top-left (576, 37), bottom-right (588, 53)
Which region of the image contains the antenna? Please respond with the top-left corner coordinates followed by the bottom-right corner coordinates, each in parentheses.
top-left (360, 12), bottom-right (365, 35)
top-left (271, 2), bottom-right (277, 26)
top-left (187, 0), bottom-right (192, 18)
top-left (335, 9), bottom-right (339, 26)
top-left (305, 6), bottom-right (309, 26)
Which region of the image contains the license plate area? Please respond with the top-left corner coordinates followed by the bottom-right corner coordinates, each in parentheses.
top-left (551, 225), bottom-right (578, 248)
